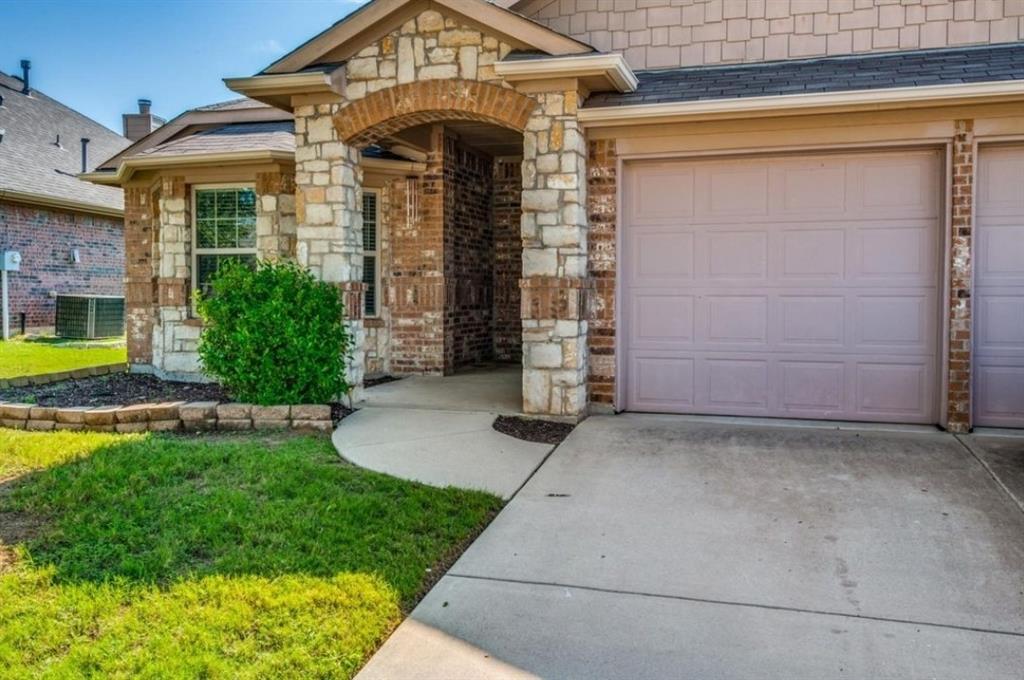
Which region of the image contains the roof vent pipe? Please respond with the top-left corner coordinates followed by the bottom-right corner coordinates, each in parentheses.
top-left (19, 60), bottom-right (30, 94)
top-left (138, 98), bottom-right (152, 114)
top-left (80, 138), bottom-right (90, 173)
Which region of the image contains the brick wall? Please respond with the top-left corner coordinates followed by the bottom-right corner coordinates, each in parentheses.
top-left (0, 200), bottom-right (123, 332)
top-left (519, 0), bottom-right (1024, 69)
top-left (493, 158), bottom-right (523, 363)
top-left (444, 134), bottom-right (496, 370)
top-left (388, 126), bottom-right (447, 374)
top-left (587, 139), bottom-right (617, 407)
top-left (947, 119), bottom-right (975, 433)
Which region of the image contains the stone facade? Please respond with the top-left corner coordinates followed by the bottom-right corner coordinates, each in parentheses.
top-left (947, 119), bottom-right (975, 433)
top-left (0, 200), bottom-right (123, 332)
top-left (297, 8), bottom-right (592, 416)
top-left (520, 0), bottom-right (1024, 69)
top-left (124, 170), bottom-right (297, 380)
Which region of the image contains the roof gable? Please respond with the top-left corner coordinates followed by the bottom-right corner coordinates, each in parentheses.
top-left (262, 0), bottom-right (592, 75)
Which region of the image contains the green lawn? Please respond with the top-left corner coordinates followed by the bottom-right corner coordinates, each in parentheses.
top-left (0, 429), bottom-right (501, 678)
top-left (0, 337), bottom-right (127, 379)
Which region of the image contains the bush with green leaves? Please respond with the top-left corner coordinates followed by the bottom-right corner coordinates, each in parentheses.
top-left (195, 260), bottom-right (351, 405)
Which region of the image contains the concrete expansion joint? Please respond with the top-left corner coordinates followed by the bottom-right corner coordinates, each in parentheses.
top-left (441, 573), bottom-right (1024, 640)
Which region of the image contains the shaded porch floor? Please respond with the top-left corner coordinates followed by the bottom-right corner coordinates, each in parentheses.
top-left (360, 363), bottom-right (522, 415)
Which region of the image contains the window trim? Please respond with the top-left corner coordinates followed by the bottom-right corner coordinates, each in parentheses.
top-left (190, 182), bottom-right (258, 302)
top-left (362, 188), bottom-right (381, 318)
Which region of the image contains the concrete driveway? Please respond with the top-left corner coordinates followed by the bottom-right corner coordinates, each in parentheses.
top-left (360, 416), bottom-right (1024, 679)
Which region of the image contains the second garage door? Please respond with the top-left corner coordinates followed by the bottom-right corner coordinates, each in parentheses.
top-left (623, 149), bottom-right (942, 423)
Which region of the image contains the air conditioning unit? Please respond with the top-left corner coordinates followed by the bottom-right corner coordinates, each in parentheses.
top-left (55, 295), bottom-right (125, 339)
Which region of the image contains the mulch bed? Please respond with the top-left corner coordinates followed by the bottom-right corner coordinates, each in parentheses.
top-left (0, 373), bottom-right (228, 408)
top-left (364, 375), bottom-right (401, 388)
top-left (493, 415), bottom-right (575, 445)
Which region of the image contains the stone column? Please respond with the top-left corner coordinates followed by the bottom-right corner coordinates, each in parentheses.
top-left (294, 101), bottom-right (366, 398)
top-left (520, 88), bottom-right (590, 418)
top-left (947, 120), bottom-right (975, 433)
top-left (153, 176), bottom-right (200, 376)
top-left (256, 170), bottom-right (297, 260)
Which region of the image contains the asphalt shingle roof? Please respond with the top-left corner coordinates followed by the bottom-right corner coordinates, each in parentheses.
top-left (0, 70), bottom-right (129, 212)
top-left (137, 121), bottom-right (295, 158)
top-left (585, 43), bottom-right (1024, 108)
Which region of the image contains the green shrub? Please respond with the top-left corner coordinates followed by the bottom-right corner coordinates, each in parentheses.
top-left (195, 260), bottom-right (351, 404)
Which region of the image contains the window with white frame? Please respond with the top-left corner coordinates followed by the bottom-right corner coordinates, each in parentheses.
top-left (362, 190), bottom-right (380, 317)
top-left (192, 185), bottom-right (257, 298)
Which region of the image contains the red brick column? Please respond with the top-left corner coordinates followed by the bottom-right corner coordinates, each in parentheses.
top-left (947, 120), bottom-right (975, 433)
top-left (587, 139), bottom-right (617, 408)
top-left (123, 186), bottom-right (157, 367)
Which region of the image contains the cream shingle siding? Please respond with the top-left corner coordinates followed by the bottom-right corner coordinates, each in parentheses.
top-left (517, 0), bottom-right (1024, 69)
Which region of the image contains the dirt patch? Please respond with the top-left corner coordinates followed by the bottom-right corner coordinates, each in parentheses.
top-left (0, 509), bottom-right (46, 572)
top-left (493, 415), bottom-right (575, 445)
top-left (0, 373), bottom-right (229, 408)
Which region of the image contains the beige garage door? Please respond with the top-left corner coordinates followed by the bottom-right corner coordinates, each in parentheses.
top-left (623, 149), bottom-right (942, 423)
top-left (974, 144), bottom-right (1024, 428)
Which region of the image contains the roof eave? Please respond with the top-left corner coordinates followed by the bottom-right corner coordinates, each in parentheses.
top-left (86, 150), bottom-right (297, 186)
top-left (224, 71), bottom-right (345, 112)
top-left (0, 188), bottom-right (123, 219)
top-left (495, 52), bottom-right (637, 92)
top-left (578, 79), bottom-right (1024, 127)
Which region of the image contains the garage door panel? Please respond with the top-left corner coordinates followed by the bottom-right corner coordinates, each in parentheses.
top-left (627, 164), bottom-right (696, 224)
top-left (775, 162), bottom-right (849, 215)
top-left (699, 165), bottom-right (770, 218)
top-left (625, 150), bottom-right (940, 424)
top-left (705, 359), bottom-right (769, 410)
top-left (856, 156), bottom-right (939, 218)
top-left (854, 294), bottom-right (932, 350)
top-left (632, 294), bottom-right (695, 346)
top-left (781, 229), bottom-right (846, 279)
top-left (780, 296), bottom-right (846, 347)
top-left (629, 355), bottom-right (695, 412)
top-left (780, 361), bottom-right (845, 412)
top-left (707, 231), bottom-right (768, 279)
top-left (707, 296), bottom-right (768, 345)
top-left (975, 145), bottom-right (1024, 427)
top-left (975, 365), bottom-right (1024, 426)
top-left (855, 362), bottom-right (930, 418)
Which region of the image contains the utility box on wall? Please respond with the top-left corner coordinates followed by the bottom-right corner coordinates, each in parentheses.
top-left (2, 251), bottom-right (21, 271)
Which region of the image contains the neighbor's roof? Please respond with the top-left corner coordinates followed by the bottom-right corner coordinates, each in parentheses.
top-left (0, 70), bottom-right (129, 215)
top-left (585, 43), bottom-right (1024, 108)
top-left (136, 121), bottom-right (295, 158)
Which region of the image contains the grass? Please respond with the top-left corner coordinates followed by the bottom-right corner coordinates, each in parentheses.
top-left (0, 428), bottom-right (502, 678)
top-left (0, 337), bottom-right (127, 378)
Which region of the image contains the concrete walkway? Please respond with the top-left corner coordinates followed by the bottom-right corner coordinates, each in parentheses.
top-left (332, 407), bottom-right (552, 499)
top-left (360, 364), bottom-right (522, 414)
top-left (360, 415), bottom-right (1024, 679)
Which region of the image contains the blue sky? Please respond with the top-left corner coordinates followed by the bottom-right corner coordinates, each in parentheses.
top-left (1, 0), bottom-right (369, 133)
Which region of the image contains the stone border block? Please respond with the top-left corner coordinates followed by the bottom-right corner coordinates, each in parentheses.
top-left (83, 406), bottom-right (121, 426)
top-left (217, 403), bottom-right (252, 420)
top-left (217, 418), bottom-right (253, 431)
top-left (0, 403), bottom-right (32, 420)
top-left (291, 419), bottom-right (333, 432)
top-left (180, 401), bottom-right (218, 420)
top-left (291, 404), bottom-right (331, 421)
top-left (116, 404), bottom-right (151, 423)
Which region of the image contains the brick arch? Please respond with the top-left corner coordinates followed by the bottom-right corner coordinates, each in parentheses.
top-left (334, 80), bottom-right (536, 146)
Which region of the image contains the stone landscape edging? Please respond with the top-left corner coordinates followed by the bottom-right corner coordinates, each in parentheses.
top-left (0, 362), bottom-right (128, 389)
top-left (0, 400), bottom-right (333, 433)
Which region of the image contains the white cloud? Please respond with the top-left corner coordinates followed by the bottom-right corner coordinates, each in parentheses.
top-left (253, 39), bottom-right (285, 55)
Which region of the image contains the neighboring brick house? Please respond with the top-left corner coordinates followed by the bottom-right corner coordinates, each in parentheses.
top-left (0, 63), bottom-right (132, 333)
top-left (88, 0), bottom-right (1024, 432)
